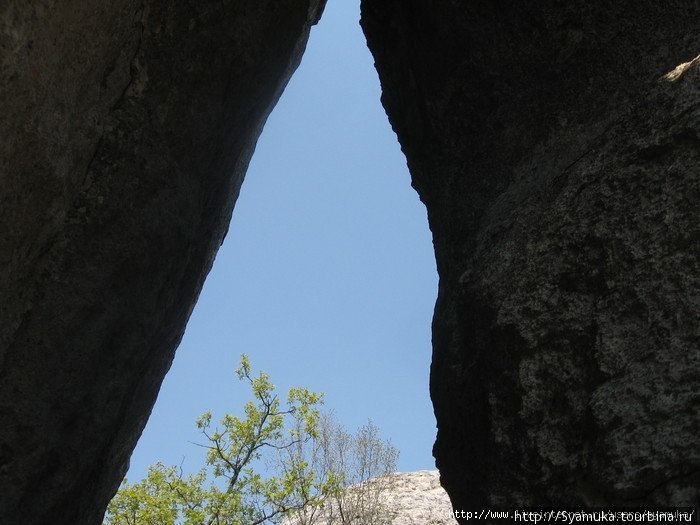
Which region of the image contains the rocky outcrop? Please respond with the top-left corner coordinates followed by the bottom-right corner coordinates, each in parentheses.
top-left (284, 471), bottom-right (455, 525)
top-left (0, 1), bottom-right (325, 523)
top-left (361, 0), bottom-right (699, 514)
top-left (380, 471), bottom-right (455, 525)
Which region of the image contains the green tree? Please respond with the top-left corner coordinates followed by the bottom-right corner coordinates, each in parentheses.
top-left (104, 355), bottom-right (329, 525)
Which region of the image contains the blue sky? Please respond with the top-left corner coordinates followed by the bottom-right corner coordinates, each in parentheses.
top-left (127, 0), bottom-right (438, 480)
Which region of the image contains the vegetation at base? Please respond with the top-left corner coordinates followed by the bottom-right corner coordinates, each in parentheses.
top-left (104, 355), bottom-right (398, 525)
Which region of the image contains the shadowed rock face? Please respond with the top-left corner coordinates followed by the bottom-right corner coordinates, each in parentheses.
top-left (0, 1), bottom-right (325, 523)
top-left (361, 0), bottom-right (699, 513)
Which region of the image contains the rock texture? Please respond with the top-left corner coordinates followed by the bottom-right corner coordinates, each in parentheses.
top-left (380, 471), bottom-right (455, 525)
top-left (284, 471), bottom-right (455, 525)
top-left (361, 0), bottom-right (699, 515)
top-left (0, 1), bottom-right (325, 523)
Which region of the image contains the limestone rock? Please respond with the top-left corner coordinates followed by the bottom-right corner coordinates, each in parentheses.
top-left (381, 471), bottom-right (456, 525)
top-left (0, 1), bottom-right (325, 523)
top-left (284, 471), bottom-right (456, 525)
top-left (361, 0), bottom-right (699, 513)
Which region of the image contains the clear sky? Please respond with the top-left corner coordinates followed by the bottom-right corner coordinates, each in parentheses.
top-left (127, 0), bottom-right (438, 481)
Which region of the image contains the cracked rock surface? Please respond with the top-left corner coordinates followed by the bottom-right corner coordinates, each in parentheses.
top-left (361, 0), bottom-right (699, 513)
top-left (0, 1), bottom-right (325, 523)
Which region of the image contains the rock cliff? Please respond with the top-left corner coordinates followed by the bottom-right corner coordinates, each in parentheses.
top-left (0, 1), bottom-right (325, 523)
top-left (283, 471), bottom-right (455, 525)
top-left (361, 0), bottom-right (699, 514)
top-left (2, 2), bottom-right (699, 523)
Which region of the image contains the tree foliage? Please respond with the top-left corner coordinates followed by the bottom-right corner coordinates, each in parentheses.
top-left (284, 413), bottom-right (399, 525)
top-left (103, 356), bottom-right (398, 525)
top-left (104, 355), bottom-right (325, 525)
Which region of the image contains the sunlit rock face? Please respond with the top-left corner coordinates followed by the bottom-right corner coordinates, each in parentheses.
top-left (283, 471), bottom-right (455, 525)
top-left (361, 1), bottom-right (699, 515)
top-left (0, 1), bottom-right (325, 523)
